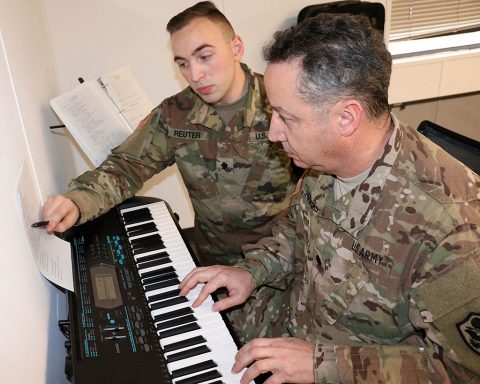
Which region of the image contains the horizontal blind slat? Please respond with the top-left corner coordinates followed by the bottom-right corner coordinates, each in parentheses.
top-left (390, 0), bottom-right (480, 41)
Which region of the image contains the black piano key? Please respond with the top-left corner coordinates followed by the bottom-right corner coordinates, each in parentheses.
top-left (171, 359), bottom-right (218, 379)
top-left (167, 344), bottom-right (211, 364)
top-left (139, 264), bottom-right (175, 279)
top-left (159, 322), bottom-right (201, 339)
top-left (143, 279), bottom-right (183, 297)
top-left (137, 256), bottom-right (172, 270)
top-left (127, 222), bottom-right (158, 237)
top-left (156, 314), bottom-right (197, 331)
top-left (163, 335), bottom-right (207, 354)
top-left (150, 295), bottom-right (187, 311)
top-left (133, 242), bottom-right (164, 253)
top-left (148, 288), bottom-right (181, 304)
top-left (142, 271), bottom-right (178, 286)
top-left (132, 239), bottom-right (165, 253)
top-left (122, 208), bottom-right (152, 224)
top-left (139, 264), bottom-right (174, 279)
top-left (131, 233), bottom-right (162, 247)
top-left (136, 250), bottom-right (169, 264)
top-left (175, 369), bottom-right (222, 384)
top-left (122, 207), bottom-right (151, 218)
top-left (153, 307), bottom-right (193, 322)
top-left (131, 238), bottom-right (162, 248)
top-left (133, 243), bottom-right (165, 255)
top-left (145, 278), bottom-right (180, 293)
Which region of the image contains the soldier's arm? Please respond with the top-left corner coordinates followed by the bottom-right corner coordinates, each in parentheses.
top-left (314, 325), bottom-right (477, 383)
top-left (65, 105), bottom-right (174, 224)
top-left (235, 209), bottom-right (298, 290)
top-left (407, 227), bottom-right (480, 381)
top-left (319, 227), bottom-right (480, 383)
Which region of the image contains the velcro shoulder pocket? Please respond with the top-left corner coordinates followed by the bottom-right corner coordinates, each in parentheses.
top-left (414, 255), bottom-right (480, 375)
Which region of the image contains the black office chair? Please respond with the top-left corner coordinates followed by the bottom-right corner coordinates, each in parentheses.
top-left (417, 120), bottom-right (480, 175)
top-left (297, 1), bottom-right (385, 33)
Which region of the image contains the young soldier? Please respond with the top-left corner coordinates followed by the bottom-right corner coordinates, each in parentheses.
top-left (43, 1), bottom-right (294, 266)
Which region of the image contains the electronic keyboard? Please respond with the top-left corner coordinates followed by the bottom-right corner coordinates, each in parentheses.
top-left (64, 197), bottom-right (243, 384)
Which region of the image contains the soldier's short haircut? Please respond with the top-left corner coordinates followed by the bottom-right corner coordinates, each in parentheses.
top-left (263, 13), bottom-right (392, 120)
top-left (167, 1), bottom-right (235, 40)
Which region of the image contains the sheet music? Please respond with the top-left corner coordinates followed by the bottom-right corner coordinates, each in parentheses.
top-left (15, 159), bottom-right (73, 291)
top-left (99, 66), bottom-right (154, 129)
top-left (50, 81), bottom-right (133, 166)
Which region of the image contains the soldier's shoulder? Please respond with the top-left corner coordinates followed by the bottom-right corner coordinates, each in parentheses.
top-left (412, 249), bottom-right (480, 376)
top-left (162, 87), bottom-right (197, 111)
top-left (395, 123), bottom-right (480, 217)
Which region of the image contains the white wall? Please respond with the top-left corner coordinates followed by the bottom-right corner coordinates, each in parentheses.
top-left (0, 1), bottom-right (68, 383)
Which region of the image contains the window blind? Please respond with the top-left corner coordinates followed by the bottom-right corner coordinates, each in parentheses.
top-left (390, 0), bottom-right (480, 41)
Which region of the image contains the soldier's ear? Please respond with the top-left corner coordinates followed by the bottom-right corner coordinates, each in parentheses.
top-left (231, 35), bottom-right (245, 61)
top-left (338, 100), bottom-right (362, 137)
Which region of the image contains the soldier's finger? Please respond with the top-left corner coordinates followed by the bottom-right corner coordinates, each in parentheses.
top-left (191, 281), bottom-right (218, 308)
top-left (178, 267), bottom-right (207, 293)
top-left (212, 293), bottom-right (242, 312)
top-left (53, 213), bottom-right (77, 233)
top-left (233, 340), bottom-right (272, 372)
top-left (46, 218), bottom-right (61, 234)
top-left (245, 347), bottom-right (274, 367)
top-left (45, 202), bottom-right (76, 233)
top-left (44, 195), bottom-right (66, 217)
top-left (239, 359), bottom-right (274, 384)
top-left (45, 210), bottom-right (65, 233)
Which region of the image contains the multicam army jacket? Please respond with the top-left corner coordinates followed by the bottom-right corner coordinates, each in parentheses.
top-left (65, 64), bottom-right (294, 266)
top-left (238, 116), bottom-right (480, 383)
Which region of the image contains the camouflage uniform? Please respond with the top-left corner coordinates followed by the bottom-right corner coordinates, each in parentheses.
top-left (65, 64), bottom-right (294, 266)
top-left (236, 115), bottom-right (480, 383)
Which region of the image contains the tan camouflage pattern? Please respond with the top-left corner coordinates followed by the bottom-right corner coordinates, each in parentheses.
top-left (235, 115), bottom-right (480, 383)
top-left (65, 64), bottom-right (295, 266)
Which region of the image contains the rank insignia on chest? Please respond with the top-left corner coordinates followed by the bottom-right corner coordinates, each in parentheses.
top-left (302, 186), bottom-right (319, 212)
top-left (457, 312), bottom-right (480, 355)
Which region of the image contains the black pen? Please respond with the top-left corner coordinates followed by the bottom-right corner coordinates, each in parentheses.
top-left (31, 220), bottom-right (50, 228)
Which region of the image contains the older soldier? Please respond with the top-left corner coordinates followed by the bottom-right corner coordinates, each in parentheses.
top-left (43, 1), bottom-right (294, 266)
top-left (179, 13), bottom-right (480, 383)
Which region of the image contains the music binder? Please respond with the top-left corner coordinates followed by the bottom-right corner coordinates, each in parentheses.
top-left (49, 66), bottom-right (153, 166)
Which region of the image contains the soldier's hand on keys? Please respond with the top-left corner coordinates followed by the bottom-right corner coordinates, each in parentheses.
top-left (232, 337), bottom-right (315, 384)
top-left (178, 265), bottom-right (255, 311)
top-left (43, 195), bottom-right (80, 233)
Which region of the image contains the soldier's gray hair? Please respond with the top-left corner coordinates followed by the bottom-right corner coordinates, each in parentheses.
top-left (263, 13), bottom-right (392, 120)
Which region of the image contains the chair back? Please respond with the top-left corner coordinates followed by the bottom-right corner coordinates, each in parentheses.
top-left (417, 120), bottom-right (480, 175)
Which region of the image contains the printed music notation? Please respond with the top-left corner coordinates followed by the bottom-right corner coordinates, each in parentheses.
top-left (15, 159), bottom-right (73, 291)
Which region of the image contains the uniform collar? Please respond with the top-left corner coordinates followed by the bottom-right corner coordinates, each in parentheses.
top-left (187, 63), bottom-right (266, 132)
top-left (307, 114), bottom-right (402, 236)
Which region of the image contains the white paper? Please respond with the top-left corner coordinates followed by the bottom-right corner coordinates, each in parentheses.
top-left (99, 66), bottom-right (154, 129)
top-left (50, 81), bottom-right (133, 166)
top-left (16, 160), bottom-right (74, 291)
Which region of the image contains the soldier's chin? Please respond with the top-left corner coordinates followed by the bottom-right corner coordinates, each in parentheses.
top-left (196, 91), bottom-right (219, 105)
top-left (292, 158), bottom-right (308, 169)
